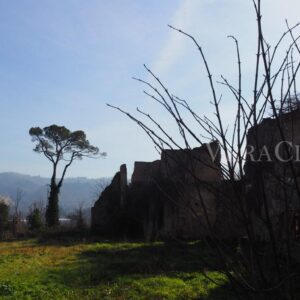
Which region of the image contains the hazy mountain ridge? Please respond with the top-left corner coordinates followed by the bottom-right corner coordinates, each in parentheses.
top-left (0, 172), bottom-right (110, 215)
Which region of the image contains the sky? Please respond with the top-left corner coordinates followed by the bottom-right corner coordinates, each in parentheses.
top-left (0, 0), bottom-right (300, 179)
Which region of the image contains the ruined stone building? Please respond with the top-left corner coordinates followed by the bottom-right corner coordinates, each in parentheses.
top-left (91, 142), bottom-right (226, 240)
top-left (92, 108), bottom-right (300, 241)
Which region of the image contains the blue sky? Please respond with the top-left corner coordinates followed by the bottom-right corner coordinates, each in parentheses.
top-left (0, 0), bottom-right (299, 179)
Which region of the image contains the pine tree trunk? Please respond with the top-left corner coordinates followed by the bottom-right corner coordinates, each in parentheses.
top-left (46, 184), bottom-right (60, 227)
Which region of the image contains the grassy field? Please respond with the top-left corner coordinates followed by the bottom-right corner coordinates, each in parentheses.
top-left (0, 239), bottom-right (233, 299)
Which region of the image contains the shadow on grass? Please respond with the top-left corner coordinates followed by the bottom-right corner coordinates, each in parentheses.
top-left (82, 241), bottom-right (222, 281)
top-left (43, 241), bottom-right (235, 299)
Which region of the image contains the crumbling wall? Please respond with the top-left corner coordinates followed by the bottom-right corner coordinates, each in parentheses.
top-left (91, 164), bottom-right (127, 236)
top-left (160, 182), bottom-right (218, 239)
top-left (126, 182), bottom-right (164, 241)
top-left (91, 141), bottom-right (223, 240)
top-left (131, 160), bottom-right (161, 184)
top-left (120, 164), bottom-right (127, 207)
top-left (158, 141), bottom-right (221, 239)
top-left (245, 109), bottom-right (300, 239)
top-left (160, 141), bottom-right (221, 183)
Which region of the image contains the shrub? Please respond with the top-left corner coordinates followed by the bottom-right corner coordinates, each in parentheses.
top-left (27, 208), bottom-right (43, 231)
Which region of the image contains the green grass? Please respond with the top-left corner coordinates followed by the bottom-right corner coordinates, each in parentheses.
top-left (0, 239), bottom-right (233, 299)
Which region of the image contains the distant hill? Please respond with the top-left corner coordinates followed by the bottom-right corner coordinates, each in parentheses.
top-left (0, 172), bottom-right (111, 216)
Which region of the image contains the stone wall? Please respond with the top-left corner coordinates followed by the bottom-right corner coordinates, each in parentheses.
top-left (160, 182), bottom-right (218, 239)
top-left (91, 164), bottom-right (128, 236)
top-left (91, 141), bottom-right (223, 240)
top-left (131, 160), bottom-right (161, 184)
top-left (160, 141), bottom-right (221, 183)
top-left (245, 108), bottom-right (300, 239)
top-left (120, 164), bottom-right (127, 207)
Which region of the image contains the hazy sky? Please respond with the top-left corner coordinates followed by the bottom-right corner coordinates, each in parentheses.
top-left (0, 0), bottom-right (300, 179)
